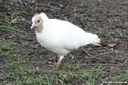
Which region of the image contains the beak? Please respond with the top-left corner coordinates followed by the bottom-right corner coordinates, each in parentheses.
top-left (31, 24), bottom-right (36, 29)
top-left (31, 25), bottom-right (34, 29)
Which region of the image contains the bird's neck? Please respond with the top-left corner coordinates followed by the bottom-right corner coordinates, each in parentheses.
top-left (35, 25), bottom-right (43, 33)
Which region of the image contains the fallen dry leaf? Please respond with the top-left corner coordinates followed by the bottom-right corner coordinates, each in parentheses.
top-left (107, 43), bottom-right (119, 48)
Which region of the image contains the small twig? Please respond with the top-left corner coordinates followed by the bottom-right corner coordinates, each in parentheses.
top-left (81, 47), bottom-right (109, 62)
top-left (82, 47), bottom-right (93, 57)
top-left (123, 59), bottom-right (128, 64)
top-left (95, 51), bottom-right (114, 57)
top-left (88, 51), bottom-right (114, 63)
top-left (82, 47), bottom-right (114, 58)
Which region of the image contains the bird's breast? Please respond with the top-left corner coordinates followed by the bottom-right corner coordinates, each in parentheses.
top-left (35, 32), bottom-right (70, 55)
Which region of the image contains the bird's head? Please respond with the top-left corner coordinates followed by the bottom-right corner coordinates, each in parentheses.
top-left (31, 13), bottom-right (48, 33)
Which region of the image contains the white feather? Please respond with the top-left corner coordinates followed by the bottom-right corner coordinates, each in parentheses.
top-left (35, 13), bottom-right (101, 56)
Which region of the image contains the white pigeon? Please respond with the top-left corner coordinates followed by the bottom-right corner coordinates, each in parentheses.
top-left (31, 13), bottom-right (101, 66)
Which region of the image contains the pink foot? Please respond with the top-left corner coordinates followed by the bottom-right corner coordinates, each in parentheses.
top-left (48, 55), bottom-right (64, 66)
top-left (48, 61), bottom-right (61, 66)
top-left (49, 61), bottom-right (61, 66)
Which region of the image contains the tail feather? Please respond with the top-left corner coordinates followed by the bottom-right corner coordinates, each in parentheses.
top-left (90, 34), bottom-right (101, 45)
top-left (87, 34), bottom-right (118, 48)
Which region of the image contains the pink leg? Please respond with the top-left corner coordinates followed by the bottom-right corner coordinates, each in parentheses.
top-left (49, 56), bottom-right (64, 66)
top-left (54, 56), bottom-right (64, 66)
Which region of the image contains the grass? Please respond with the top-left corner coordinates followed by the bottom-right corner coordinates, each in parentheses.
top-left (1, 55), bottom-right (105, 85)
top-left (113, 70), bottom-right (128, 82)
top-left (0, 11), bottom-right (24, 33)
top-left (0, 15), bottom-right (15, 32)
top-left (107, 27), bottom-right (125, 38)
top-left (98, 26), bottom-right (126, 39)
top-left (1, 53), bottom-right (128, 85)
top-left (11, 11), bottom-right (25, 24)
top-left (0, 41), bottom-right (14, 52)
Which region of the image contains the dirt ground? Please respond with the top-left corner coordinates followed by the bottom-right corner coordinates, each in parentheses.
top-left (0, 0), bottom-right (128, 84)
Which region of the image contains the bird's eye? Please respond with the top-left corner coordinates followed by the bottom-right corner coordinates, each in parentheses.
top-left (37, 20), bottom-right (40, 22)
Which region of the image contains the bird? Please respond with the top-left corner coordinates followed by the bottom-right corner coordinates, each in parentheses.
top-left (31, 12), bottom-right (101, 66)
